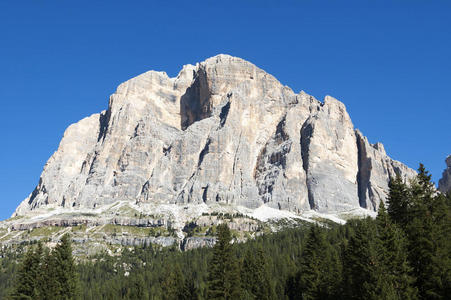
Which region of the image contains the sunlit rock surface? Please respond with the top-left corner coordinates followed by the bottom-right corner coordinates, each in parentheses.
top-left (14, 54), bottom-right (416, 218)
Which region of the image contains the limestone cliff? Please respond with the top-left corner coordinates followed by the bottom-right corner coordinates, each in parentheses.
top-left (438, 155), bottom-right (451, 193)
top-left (14, 54), bottom-right (416, 217)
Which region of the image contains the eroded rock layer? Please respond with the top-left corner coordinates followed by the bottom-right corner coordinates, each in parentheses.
top-left (14, 55), bottom-right (415, 216)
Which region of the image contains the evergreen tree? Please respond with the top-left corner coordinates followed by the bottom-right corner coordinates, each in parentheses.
top-left (290, 226), bottom-right (340, 300)
top-left (376, 201), bottom-right (417, 299)
top-left (181, 274), bottom-right (199, 300)
top-left (207, 223), bottom-right (241, 300)
top-left (241, 247), bottom-right (273, 299)
top-left (387, 174), bottom-right (410, 226)
top-left (386, 164), bottom-right (451, 299)
top-left (52, 234), bottom-right (80, 300)
top-left (10, 242), bottom-right (43, 299)
top-left (37, 246), bottom-right (59, 300)
top-left (126, 272), bottom-right (149, 300)
top-left (344, 219), bottom-right (381, 300)
top-left (405, 165), bottom-right (450, 299)
top-left (161, 262), bottom-right (185, 300)
top-left (416, 164), bottom-right (436, 196)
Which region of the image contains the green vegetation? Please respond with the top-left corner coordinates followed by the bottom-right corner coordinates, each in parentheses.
top-left (106, 203), bottom-right (158, 219)
top-left (71, 224), bottom-right (88, 232)
top-left (207, 224), bottom-right (241, 299)
top-left (8, 234), bottom-right (79, 300)
top-left (183, 222), bottom-right (211, 237)
top-left (26, 226), bottom-right (64, 238)
top-left (100, 224), bottom-right (172, 237)
top-left (0, 164), bottom-right (450, 299)
top-left (115, 205), bottom-right (142, 218)
top-left (0, 229), bottom-right (14, 243)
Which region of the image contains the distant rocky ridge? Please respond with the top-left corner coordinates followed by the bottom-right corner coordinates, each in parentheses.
top-left (13, 54), bottom-right (416, 218)
top-left (438, 155), bottom-right (451, 193)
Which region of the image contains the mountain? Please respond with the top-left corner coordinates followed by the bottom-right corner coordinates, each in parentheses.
top-left (1, 55), bottom-right (416, 252)
top-left (438, 155), bottom-right (451, 193)
top-left (14, 54), bottom-right (415, 215)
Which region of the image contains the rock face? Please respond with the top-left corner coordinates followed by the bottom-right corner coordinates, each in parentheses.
top-left (438, 155), bottom-right (451, 193)
top-left (355, 131), bottom-right (416, 210)
top-left (14, 55), bottom-right (415, 217)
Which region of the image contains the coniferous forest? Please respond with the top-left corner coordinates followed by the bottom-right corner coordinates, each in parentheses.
top-left (1, 165), bottom-right (450, 299)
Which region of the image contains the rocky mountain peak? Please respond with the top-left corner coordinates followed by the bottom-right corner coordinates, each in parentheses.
top-left (13, 55), bottom-right (416, 219)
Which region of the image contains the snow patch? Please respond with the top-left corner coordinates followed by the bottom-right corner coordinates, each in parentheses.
top-left (301, 211), bottom-right (346, 225)
top-left (245, 205), bottom-right (302, 222)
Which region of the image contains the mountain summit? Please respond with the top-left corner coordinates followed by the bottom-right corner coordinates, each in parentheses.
top-left (14, 54), bottom-right (415, 218)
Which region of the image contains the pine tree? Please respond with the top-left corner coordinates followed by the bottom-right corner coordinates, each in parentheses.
top-left (386, 164), bottom-right (451, 299)
top-left (376, 201), bottom-right (417, 299)
top-left (161, 262), bottom-right (185, 300)
top-left (241, 247), bottom-right (273, 299)
top-left (127, 272), bottom-right (149, 300)
top-left (387, 174), bottom-right (410, 226)
top-left (344, 219), bottom-right (381, 300)
top-left (35, 246), bottom-right (56, 300)
top-left (10, 243), bottom-right (43, 299)
top-left (291, 226), bottom-right (340, 300)
top-left (181, 274), bottom-right (199, 300)
top-left (405, 165), bottom-right (450, 299)
top-left (207, 223), bottom-right (241, 300)
top-left (51, 234), bottom-right (79, 300)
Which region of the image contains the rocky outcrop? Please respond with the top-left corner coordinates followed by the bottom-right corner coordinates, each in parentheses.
top-left (355, 131), bottom-right (417, 210)
top-left (300, 96), bottom-right (359, 212)
top-left (438, 155), bottom-right (451, 193)
top-left (182, 237), bottom-right (216, 251)
top-left (14, 54), bottom-right (416, 217)
top-left (9, 216), bottom-right (169, 231)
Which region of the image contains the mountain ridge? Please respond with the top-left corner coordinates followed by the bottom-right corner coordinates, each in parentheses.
top-left (13, 54), bottom-right (416, 218)
top-left (0, 55), bottom-right (422, 253)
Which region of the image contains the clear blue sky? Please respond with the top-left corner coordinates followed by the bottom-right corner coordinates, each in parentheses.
top-left (1, 1), bottom-right (450, 220)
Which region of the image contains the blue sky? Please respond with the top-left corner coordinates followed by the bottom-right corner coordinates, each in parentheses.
top-left (1, 1), bottom-right (450, 220)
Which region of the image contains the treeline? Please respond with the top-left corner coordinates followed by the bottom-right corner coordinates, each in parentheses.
top-left (6, 234), bottom-right (79, 299)
top-left (1, 164), bottom-right (450, 299)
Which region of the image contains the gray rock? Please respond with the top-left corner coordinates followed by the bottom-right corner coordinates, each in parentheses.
top-left (14, 54), bottom-right (416, 217)
top-left (182, 237), bottom-right (216, 250)
top-left (438, 155), bottom-right (451, 193)
top-left (300, 96), bottom-right (360, 212)
top-left (355, 130), bottom-right (417, 211)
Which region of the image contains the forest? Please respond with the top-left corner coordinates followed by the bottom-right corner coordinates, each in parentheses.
top-left (1, 164), bottom-right (450, 300)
